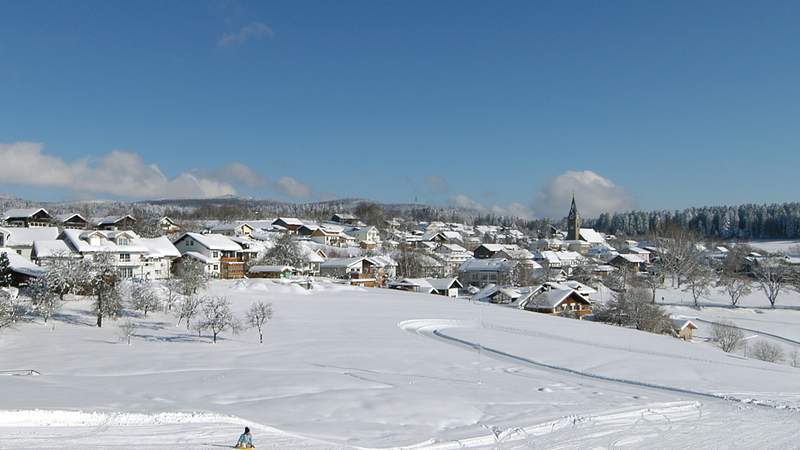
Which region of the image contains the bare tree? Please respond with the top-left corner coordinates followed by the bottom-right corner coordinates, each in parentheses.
top-left (246, 300), bottom-right (273, 344)
top-left (90, 254), bottom-right (123, 328)
top-left (198, 296), bottom-right (240, 343)
top-left (130, 280), bottom-right (160, 318)
top-left (711, 321), bottom-right (743, 353)
top-left (176, 295), bottom-right (204, 330)
top-left (751, 258), bottom-right (793, 308)
top-left (162, 277), bottom-right (182, 312)
top-left (716, 274), bottom-right (752, 308)
top-left (175, 259), bottom-right (209, 296)
top-left (395, 244), bottom-right (425, 278)
top-left (118, 319), bottom-right (137, 345)
top-left (750, 341), bottom-right (784, 363)
top-left (27, 277), bottom-right (60, 324)
top-left (656, 225), bottom-right (701, 288)
top-left (682, 264), bottom-right (714, 307)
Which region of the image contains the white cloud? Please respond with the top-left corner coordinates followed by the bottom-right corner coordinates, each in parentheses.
top-left (275, 176), bottom-right (312, 199)
top-left (207, 162), bottom-right (268, 188)
top-left (218, 22), bottom-right (274, 47)
top-left (0, 142), bottom-right (236, 199)
top-left (449, 194), bottom-right (534, 219)
top-left (533, 170), bottom-right (635, 219)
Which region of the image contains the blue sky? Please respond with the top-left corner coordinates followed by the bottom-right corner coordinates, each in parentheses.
top-left (1, 1), bottom-right (799, 218)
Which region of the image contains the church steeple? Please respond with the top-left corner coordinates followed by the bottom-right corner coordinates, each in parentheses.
top-left (567, 194), bottom-right (581, 240)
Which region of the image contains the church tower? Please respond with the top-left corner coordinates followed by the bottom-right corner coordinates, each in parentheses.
top-left (567, 194), bottom-right (581, 240)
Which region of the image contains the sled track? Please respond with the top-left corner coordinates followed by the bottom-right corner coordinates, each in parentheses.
top-left (692, 318), bottom-right (800, 347)
top-left (398, 319), bottom-right (800, 412)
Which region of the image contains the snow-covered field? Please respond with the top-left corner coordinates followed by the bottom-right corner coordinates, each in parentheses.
top-left (1, 279), bottom-right (799, 449)
top-left (746, 240), bottom-right (800, 255)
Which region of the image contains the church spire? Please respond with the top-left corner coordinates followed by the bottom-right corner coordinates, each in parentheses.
top-left (567, 194), bottom-right (581, 240)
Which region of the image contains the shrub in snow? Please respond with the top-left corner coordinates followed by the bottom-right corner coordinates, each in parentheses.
top-left (175, 259), bottom-right (209, 296)
top-left (130, 280), bottom-right (160, 318)
top-left (711, 321), bottom-right (743, 353)
top-left (246, 300), bottom-right (273, 344)
top-left (27, 277), bottom-right (60, 324)
top-left (750, 341), bottom-right (784, 363)
top-left (118, 319), bottom-right (137, 345)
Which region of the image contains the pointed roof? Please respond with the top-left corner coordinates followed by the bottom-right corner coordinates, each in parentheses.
top-left (568, 194), bottom-right (579, 219)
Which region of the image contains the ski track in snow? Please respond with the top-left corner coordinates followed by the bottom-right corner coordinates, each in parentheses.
top-left (398, 319), bottom-right (800, 410)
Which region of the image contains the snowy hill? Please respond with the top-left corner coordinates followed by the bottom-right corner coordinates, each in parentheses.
top-left (1, 280), bottom-right (798, 449)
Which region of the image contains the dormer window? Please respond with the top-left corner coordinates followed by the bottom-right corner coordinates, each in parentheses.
top-left (118, 238), bottom-right (129, 246)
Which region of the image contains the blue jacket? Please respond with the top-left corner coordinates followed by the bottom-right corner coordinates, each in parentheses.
top-left (237, 432), bottom-right (253, 448)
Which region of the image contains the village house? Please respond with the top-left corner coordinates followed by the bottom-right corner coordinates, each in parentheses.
top-left (609, 253), bottom-right (646, 272)
top-left (132, 236), bottom-right (182, 280)
top-left (248, 265), bottom-right (299, 279)
top-left (458, 258), bottom-right (516, 288)
top-left (31, 240), bottom-right (76, 266)
top-left (55, 213), bottom-right (89, 230)
top-left (671, 318), bottom-right (698, 341)
top-left (94, 215), bottom-right (137, 231)
top-left (519, 287), bottom-right (593, 317)
top-left (622, 246), bottom-right (651, 264)
top-left (272, 217), bottom-right (305, 233)
top-left (388, 277), bottom-right (463, 297)
top-left (59, 229), bottom-right (149, 279)
top-left (319, 257), bottom-right (380, 287)
top-left (434, 243), bottom-right (472, 275)
top-left (0, 226), bottom-right (60, 259)
top-left (330, 213), bottom-right (361, 225)
top-left (172, 232), bottom-right (244, 279)
top-left (343, 225), bottom-right (381, 246)
top-left (0, 248), bottom-right (45, 285)
top-left (158, 216), bottom-right (181, 234)
top-left (210, 222), bottom-right (255, 237)
top-left (2, 208), bottom-right (53, 228)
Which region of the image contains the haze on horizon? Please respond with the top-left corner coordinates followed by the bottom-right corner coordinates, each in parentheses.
top-left (1, 1), bottom-right (799, 219)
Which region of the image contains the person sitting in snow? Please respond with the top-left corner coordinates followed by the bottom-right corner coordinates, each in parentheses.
top-left (235, 426), bottom-right (254, 448)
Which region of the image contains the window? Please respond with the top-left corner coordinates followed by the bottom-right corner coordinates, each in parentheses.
top-left (117, 238), bottom-right (129, 246)
top-left (213, 264), bottom-right (219, 271)
top-left (119, 267), bottom-right (133, 278)
top-left (212, 251), bottom-right (219, 258)
top-left (119, 253), bottom-right (131, 262)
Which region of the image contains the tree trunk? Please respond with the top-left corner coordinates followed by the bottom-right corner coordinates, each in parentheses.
top-left (259, 331), bottom-right (263, 344)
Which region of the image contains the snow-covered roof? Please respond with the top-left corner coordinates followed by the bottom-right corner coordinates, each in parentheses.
top-left (625, 246), bottom-right (650, 255)
top-left (181, 251), bottom-right (215, 264)
top-left (320, 257), bottom-right (365, 269)
top-left (526, 288), bottom-right (590, 309)
top-left (614, 254), bottom-right (646, 263)
top-left (670, 318), bottom-right (697, 331)
top-left (459, 258), bottom-right (515, 273)
top-left (369, 255), bottom-right (397, 267)
top-left (3, 208), bottom-right (50, 220)
top-left (133, 236), bottom-right (181, 258)
top-left (177, 233), bottom-right (242, 252)
top-left (436, 243), bottom-right (468, 253)
top-left (0, 248), bottom-right (45, 278)
top-left (55, 213), bottom-right (87, 223)
top-left (60, 229), bottom-right (148, 254)
top-left (579, 228), bottom-right (605, 244)
top-left (426, 277), bottom-right (462, 291)
top-left (0, 227), bottom-right (59, 247)
top-left (274, 217), bottom-right (304, 226)
top-left (32, 240), bottom-right (74, 258)
top-left (94, 215), bottom-right (136, 226)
